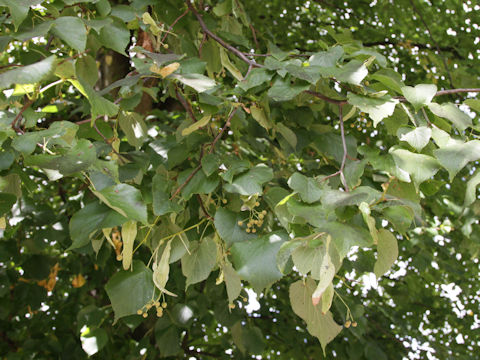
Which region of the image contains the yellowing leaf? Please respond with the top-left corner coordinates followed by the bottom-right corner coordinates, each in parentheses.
top-left (153, 239), bottom-right (177, 297)
top-left (121, 220), bottom-right (137, 270)
top-left (72, 274), bottom-right (86, 288)
top-left (181, 115), bottom-right (211, 136)
top-left (150, 62), bottom-right (180, 78)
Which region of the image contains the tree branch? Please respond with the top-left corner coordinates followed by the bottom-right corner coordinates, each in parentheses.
top-left (186, 1), bottom-right (262, 68)
top-left (175, 87), bottom-right (197, 122)
top-left (11, 97), bottom-right (34, 130)
top-left (170, 108), bottom-right (238, 200)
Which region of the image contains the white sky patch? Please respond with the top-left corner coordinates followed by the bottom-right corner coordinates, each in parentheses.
top-left (245, 288), bottom-right (260, 313)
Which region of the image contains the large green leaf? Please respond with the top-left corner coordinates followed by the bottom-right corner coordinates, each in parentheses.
top-left (347, 93), bottom-right (398, 127)
top-left (389, 148), bottom-right (440, 187)
top-left (267, 77), bottom-right (309, 102)
top-left (181, 238), bottom-right (217, 288)
top-left (171, 73), bottom-right (216, 92)
top-left (99, 18), bottom-right (130, 55)
top-left (105, 260), bottom-right (155, 323)
top-left (0, 0), bottom-right (42, 29)
top-left (0, 56), bottom-right (56, 89)
top-left (433, 140), bottom-right (480, 180)
top-left (401, 84), bottom-right (437, 112)
top-left (309, 46), bottom-right (344, 67)
top-left (319, 60), bottom-right (368, 85)
top-left (428, 102), bottom-right (472, 131)
top-left (224, 165), bottom-right (273, 195)
top-left (319, 222), bottom-right (373, 260)
top-left (289, 278), bottom-right (342, 354)
top-left (52, 16), bottom-right (87, 51)
top-left (374, 229), bottom-right (398, 277)
top-left (24, 139), bottom-right (97, 176)
top-left (230, 231), bottom-right (287, 293)
top-left (69, 201), bottom-right (127, 250)
top-left (94, 184), bottom-right (148, 224)
top-left (397, 126), bottom-right (432, 151)
top-left (214, 208), bottom-right (256, 247)
top-left (287, 172), bottom-right (324, 203)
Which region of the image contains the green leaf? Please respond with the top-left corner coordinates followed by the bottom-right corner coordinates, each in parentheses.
top-left (214, 208), bottom-right (256, 247)
top-left (230, 231), bottom-right (287, 293)
top-left (250, 105), bottom-right (272, 130)
top-left (370, 68), bottom-right (405, 94)
top-left (464, 99), bottom-right (480, 113)
top-left (94, 184), bottom-right (148, 224)
top-left (52, 17), bottom-right (87, 52)
top-left (239, 68), bottom-right (272, 91)
top-left (308, 46), bottom-right (344, 67)
top-left (181, 114), bottom-right (211, 136)
top-left (321, 187), bottom-right (375, 210)
top-left (319, 60), bottom-right (368, 86)
top-left (99, 18), bottom-right (130, 55)
top-left (382, 205), bottom-right (414, 234)
top-left (347, 93), bottom-right (398, 127)
top-left (24, 139), bottom-right (97, 176)
top-left (153, 240), bottom-right (175, 296)
top-left (76, 55), bottom-right (98, 87)
top-left (220, 48), bottom-right (243, 81)
top-left (374, 229), bottom-right (398, 277)
top-left (0, 56), bottom-right (56, 90)
top-left (224, 165), bottom-right (273, 195)
top-left (70, 79), bottom-right (119, 119)
top-left (344, 159), bottom-right (366, 189)
top-left (465, 169), bottom-right (480, 207)
top-left (201, 153), bottom-right (221, 176)
top-left (433, 140), bottom-right (480, 180)
top-left (389, 148), bottom-right (440, 187)
top-left (286, 198), bottom-right (336, 227)
top-left (118, 111), bottom-right (148, 149)
top-left (319, 222), bottom-right (373, 260)
top-left (401, 84), bottom-right (437, 112)
top-left (359, 202), bottom-right (378, 244)
top-left (171, 73), bottom-right (216, 92)
top-left (69, 201), bottom-right (126, 250)
top-left (181, 237), bottom-right (217, 288)
top-left (0, 193), bottom-right (16, 216)
top-left (178, 169), bottom-right (219, 199)
top-left (222, 261), bottom-right (242, 304)
top-left (267, 77), bottom-right (309, 102)
top-left (105, 260), bottom-right (155, 323)
top-left (152, 173), bottom-right (181, 216)
top-left (397, 126), bottom-right (431, 151)
top-left (121, 220), bottom-right (137, 270)
top-left (428, 102), bottom-right (472, 131)
top-left (0, 0), bottom-right (42, 29)
top-left (287, 172), bottom-right (323, 203)
top-left (276, 123), bottom-right (297, 149)
top-left (289, 278), bottom-right (342, 354)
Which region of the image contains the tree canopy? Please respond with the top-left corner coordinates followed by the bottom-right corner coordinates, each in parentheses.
top-left (0, 0), bottom-right (479, 359)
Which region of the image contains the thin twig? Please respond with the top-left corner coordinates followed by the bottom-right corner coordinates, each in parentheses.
top-left (175, 87), bottom-right (197, 122)
top-left (186, 1), bottom-right (262, 68)
top-left (170, 108), bottom-right (238, 200)
top-left (161, 7), bottom-right (190, 43)
top-left (305, 90), bottom-right (347, 105)
top-left (338, 104), bottom-right (349, 192)
top-left (197, 194), bottom-right (213, 220)
top-left (11, 98), bottom-right (34, 130)
top-left (408, 0), bottom-right (454, 88)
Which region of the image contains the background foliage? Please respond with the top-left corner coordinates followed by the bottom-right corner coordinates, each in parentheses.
top-left (0, 0), bottom-right (479, 359)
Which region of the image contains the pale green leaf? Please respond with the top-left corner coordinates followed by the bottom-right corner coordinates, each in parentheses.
top-left (374, 229), bottom-right (398, 277)
top-left (214, 208), bottom-right (256, 247)
top-left (276, 123), bottom-right (297, 149)
top-left (222, 261), bottom-right (242, 304)
top-left (181, 115), bottom-right (211, 136)
top-left (347, 93), bottom-right (398, 127)
top-left (121, 220), bottom-right (137, 270)
top-left (267, 77), bottom-right (309, 102)
top-left (250, 105), bottom-right (272, 130)
top-left (465, 169), bottom-right (480, 207)
top-left (171, 73), bottom-right (216, 92)
top-left (397, 126), bottom-right (432, 151)
top-left (433, 140), bottom-right (480, 180)
top-left (401, 84), bottom-right (437, 112)
top-left (428, 102), bottom-right (472, 131)
top-left (224, 165), bottom-right (273, 196)
top-left (319, 60), bottom-right (368, 85)
top-left (289, 278), bottom-right (342, 354)
top-left (99, 18), bottom-right (130, 55)
top-left (389, 148), bottom-right (440, 187)
top-left (118, 111), bottom-right (148, 149)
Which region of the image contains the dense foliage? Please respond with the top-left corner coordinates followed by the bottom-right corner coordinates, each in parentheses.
top-left (0, 0), bottom-right (479, 359)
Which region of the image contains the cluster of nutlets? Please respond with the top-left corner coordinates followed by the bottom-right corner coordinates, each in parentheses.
top-left (137, 300), bottom-right (168, 318)
top-left (237, 202), bottom-right (267, 233)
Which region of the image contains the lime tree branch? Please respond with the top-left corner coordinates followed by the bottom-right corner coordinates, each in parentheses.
top-left (186, 0), bottom-right (262, 69)
top-left (169, 108), bottom-right (239, 200)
